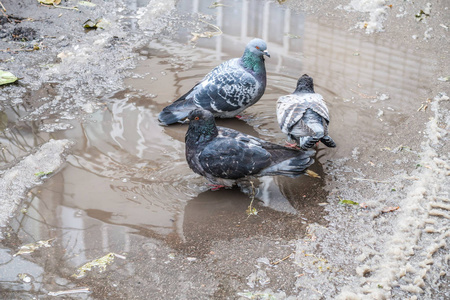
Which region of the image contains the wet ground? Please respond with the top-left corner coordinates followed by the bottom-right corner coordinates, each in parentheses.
top-left (0, 0), bottom-right (449, 299)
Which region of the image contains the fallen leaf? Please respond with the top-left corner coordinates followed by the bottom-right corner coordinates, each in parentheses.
top-left (338, 196), bottom-right (359, 205)
top-left (306, 170), bottom-right (321, 178)
top-left (38, 0), bottom-right (61, 5)
top-left (0, 70), bottom-right (18, 85)
top-left (14, 238), bottom-right (55, 256)
top-left (339, 199), bottom-right (359, 205)
top-left (382, 206), bottom-right (399, 213)
top-left (72, 252), bottom-right (124, 279)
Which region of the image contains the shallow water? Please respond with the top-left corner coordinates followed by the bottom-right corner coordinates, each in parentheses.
top-left (0, 0), bottom-right (439, 297)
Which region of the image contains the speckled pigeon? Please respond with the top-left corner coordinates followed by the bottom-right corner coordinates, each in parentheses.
top-left (158, 38), bottom-right (270, 125)
top-left (277, 74), bottom-right (336, 150)
top-left (185, 109), bottom-right (315, 189)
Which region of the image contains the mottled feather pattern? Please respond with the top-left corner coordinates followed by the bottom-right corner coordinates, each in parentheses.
top-left (277, 93), bottom-right (329, 135)
top-left (158, 39), bottom-right (269, 125)
top-left (276, 74), bottom-right (336, 149)
top-left (185, 109), bottom-right (315, 187)
top-left (193, 59), bottom-right (261, 115)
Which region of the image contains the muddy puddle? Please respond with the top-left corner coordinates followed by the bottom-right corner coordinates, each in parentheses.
top-left (0, 0), bottom-right (442, 298)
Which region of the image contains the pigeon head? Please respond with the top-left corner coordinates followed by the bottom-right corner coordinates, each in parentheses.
top-left (246, 38), bottom-right (270, 58)
top-left (294, 74), bottom-right (315, 94)
top-left (186, 109), bottom-right (218, 140)
top-left (242, 39), bottom-right (270, 72)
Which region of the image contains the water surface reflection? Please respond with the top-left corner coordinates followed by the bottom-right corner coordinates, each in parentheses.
top-left (0, 0), bottom-right (436, 297)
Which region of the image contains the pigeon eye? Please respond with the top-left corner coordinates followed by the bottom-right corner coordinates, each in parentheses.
top-left (194, 116), bottom-right (200, 120)
top-left (255, 46), bottom-right (260, 50)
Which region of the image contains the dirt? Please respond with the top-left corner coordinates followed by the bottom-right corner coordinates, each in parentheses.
top-left (0, 0), bottom-right (449, 299)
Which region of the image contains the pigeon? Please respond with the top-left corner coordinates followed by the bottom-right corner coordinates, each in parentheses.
top-left (185, 109), bottom-right (315, 189)
top-left (158, 38), bottom-right (270, 125)
top-left (277, 74), bottom-right (336, 150)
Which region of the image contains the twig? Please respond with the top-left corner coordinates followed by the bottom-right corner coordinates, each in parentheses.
top-left (245, 181), bottom-right (258, 218)
top-left (48, 288), bottom-right (90, 296)
top-left (271, 252), bottom-right (294, 265)
top-left (0, 1), bottom-right (6, 12)
top-left (190, 19), bottom-right (223, 42)
top-left (353, 177), bottom-right (390, 184)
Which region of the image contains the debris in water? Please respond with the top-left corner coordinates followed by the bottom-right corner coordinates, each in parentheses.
top-left (14, 238), bottom-right (55, 256)
top-left (190, 20), bottom-right (222, 43)
top-left (48, 288), bottom-right (91, 296)
top-left (72, 252), bottom-right (126, 279)
top-left (77, 1), bottom-right (96, 7)
top-left (83, 18), bottom-right (109, 29)
top-left (382, 206), bottom-right (400, 213)
top-left (0, 70), bottom-right (18, 85)
top-left (208, 2), bottom-right (229, 8)
top-left (17, 273), bottom-right (32, 283)
top-left (415, 3), bottom-right (432, 22)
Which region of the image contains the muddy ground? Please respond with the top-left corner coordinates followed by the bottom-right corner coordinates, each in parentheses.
top-left (0, 0), bottom-right (449, 299)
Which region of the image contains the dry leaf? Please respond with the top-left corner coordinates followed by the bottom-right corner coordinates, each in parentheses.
top-left (306, 170), bottom-right (321, 178)
top-left (382, 206), bottom-right (399, 213)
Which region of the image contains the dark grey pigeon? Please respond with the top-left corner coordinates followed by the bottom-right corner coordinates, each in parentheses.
top-left (277, 74), bottom-right (336, 150)
top-left (158, 38), bottom-right (270, 125)
top-left (185, 109), bottom-right (315, 189)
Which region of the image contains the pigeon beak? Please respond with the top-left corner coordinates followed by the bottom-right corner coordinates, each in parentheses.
top-left (263, 50), bottom-right (270, 58)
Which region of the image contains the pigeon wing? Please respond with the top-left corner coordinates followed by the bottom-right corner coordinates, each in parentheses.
top-left (277, 94), bottom-right (330, 134)
top-left (307, 93), bottom-right (330, 123)
top-left (191, 59), bottom-right (260, 113)
top-left (198, 135), bottom-right (271, 179)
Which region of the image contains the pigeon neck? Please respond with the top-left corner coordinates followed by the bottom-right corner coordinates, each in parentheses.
top-left (294, 83), bottom-right (315, 94)
top-left (241, 49), bottom-right (265, 73)
top-left (187, 121), bottom-right (218, 144)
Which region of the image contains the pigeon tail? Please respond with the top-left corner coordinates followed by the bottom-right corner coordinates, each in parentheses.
top-left (258, 151), bottom-right (314, 178)
top-left (158, 98), bottom-right (197, 125)
top-left (299, 136), bottom-right (320, 150)
top-left (320, 135), bottom-right (336, 148)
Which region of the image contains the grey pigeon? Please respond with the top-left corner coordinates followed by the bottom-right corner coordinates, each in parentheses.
top-left (158, 39), bottom-right (270, 125)
top-left (185, 109), bottom-right (315, 189)
top-left (277, 74), bottom-right (336, 150)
